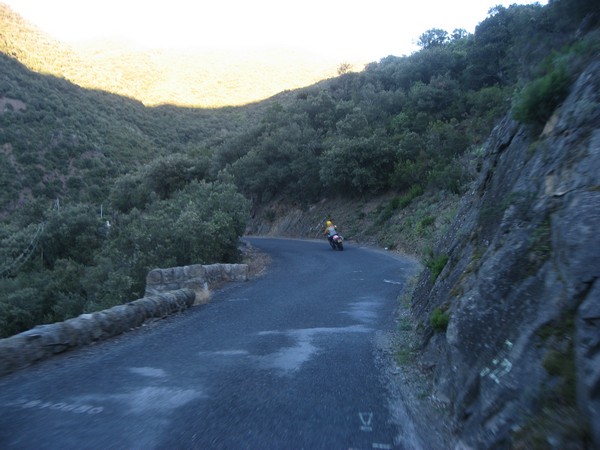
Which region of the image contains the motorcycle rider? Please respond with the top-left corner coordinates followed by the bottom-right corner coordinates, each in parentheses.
top-left (324, 220), bottom-right (338, 245)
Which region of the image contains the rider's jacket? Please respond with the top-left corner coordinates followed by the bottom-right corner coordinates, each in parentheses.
top-left (325, 225), bottom-right (337, 237)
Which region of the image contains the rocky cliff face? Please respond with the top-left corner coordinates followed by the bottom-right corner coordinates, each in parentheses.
top-left (410, 59), bottom-right (600, 448)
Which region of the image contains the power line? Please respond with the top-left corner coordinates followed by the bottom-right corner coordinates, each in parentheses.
top-left (0, 222), bottom-right (45, 278)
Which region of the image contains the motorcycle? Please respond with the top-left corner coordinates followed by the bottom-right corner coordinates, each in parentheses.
top-left (328, 233), bottom-right (344, 251)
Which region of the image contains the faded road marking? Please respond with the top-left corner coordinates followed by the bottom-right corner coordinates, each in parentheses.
top-left (5, 398), bottom-right (104, 415)
top-left (359, 412), bottom-right (373, 431)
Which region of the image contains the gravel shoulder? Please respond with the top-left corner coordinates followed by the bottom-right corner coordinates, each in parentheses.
top-left (375, 302), bottom-right (457, 449)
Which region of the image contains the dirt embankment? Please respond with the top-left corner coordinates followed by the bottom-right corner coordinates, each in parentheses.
top-left (245, 192), bottom-right (462, 261)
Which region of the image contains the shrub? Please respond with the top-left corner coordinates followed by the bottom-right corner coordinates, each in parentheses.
top-left (543, 344), bottom-right (577, 404)
top-left (427, 160), bottom-right (469, 194)
top-left (395, 348), bottom-right (413, 365)
top-left (430, 306), bottom-right (450, 332)
top-left (527, 217), bottom-right (552, 274)
top-left (512, 61), bottom-right (572, 125)
top-left (377, 196), bottom-right (402, 224)
top-left (376, 185), bottom-right (425, 225)
top-left (419, 216), bottom-right (435, 228)
top-left (264, 209), bottom-right (276, 222)
top-left (399, 185), bottom-right (424, 208)
top-left (425, 253), bottom-right (449, 282)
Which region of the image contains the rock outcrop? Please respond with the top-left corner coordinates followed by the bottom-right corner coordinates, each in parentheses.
top-left (410, 60), bottom-right (600, 448)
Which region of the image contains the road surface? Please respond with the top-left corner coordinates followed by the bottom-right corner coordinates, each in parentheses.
top-left (0, 237), bottom-right (420, 449)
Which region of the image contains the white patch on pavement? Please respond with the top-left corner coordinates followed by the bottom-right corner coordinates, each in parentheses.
top-left (112, 387), bottom-right (204, 414)
top-left (198, 350), bottom-right (249, 357)
top-left (128, 367), bottom-right (167, 378)
top-left (343, 299), bottom-right (380, 323)
top-left (256, 325), bottom-right (370, 373)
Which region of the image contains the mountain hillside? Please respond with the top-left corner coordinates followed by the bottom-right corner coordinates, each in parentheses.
top-left (0, 3), bottom-right (360, 107)
top-left (69, 43), bottom-right (358, 107)
top-left (2, 1), bottom-right (600, 447)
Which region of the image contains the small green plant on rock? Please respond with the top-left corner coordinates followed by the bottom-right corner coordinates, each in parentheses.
top-left (515, 312), bottom-right (591, 447)
top-left (263, 209), bottom-right (276, 222)
top-left (421, 216), bottom-right (434, 227)
top-left (430, 306), bottom-right (450, 332)
top-left (527, 217), bottom-right (552, 274)
top-left (395, 348), bottom-right (414, 365)
top-left (425, 251), bottom-right (449, 282)
top-left (543, 343), bottom-right (576, 404)
top-left (532, 218), bottom-right (551, 249)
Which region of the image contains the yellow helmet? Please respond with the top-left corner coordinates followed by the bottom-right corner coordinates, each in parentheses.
top-left (326, 220), bottom-right (332, 226)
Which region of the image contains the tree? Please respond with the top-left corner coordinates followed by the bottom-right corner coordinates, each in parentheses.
top-left (41, 203), bottom-right (107, 269)
top-left (451, 28), bottom-right (469, 41)
top-left (463, 4), bottom-right (543, 89)
top-left (337, 63), bottom-right (353, 75)
top-left (144, 154), bottom-right (207, 200)
top-left (335, 107), bottom-right (370, 138)
top-left (102, 181), bottom-right (251, 298)
top-left (417, 28), bottom-right (449, 49)
top-left (319, 132), bottom-right (397, 195)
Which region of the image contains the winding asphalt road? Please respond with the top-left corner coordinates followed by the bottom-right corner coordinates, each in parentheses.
top-left (0, 237), bottom-right (419, 449)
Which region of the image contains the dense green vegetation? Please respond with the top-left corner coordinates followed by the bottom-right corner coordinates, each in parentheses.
top-left (1, 0), bottom-right (598, 338)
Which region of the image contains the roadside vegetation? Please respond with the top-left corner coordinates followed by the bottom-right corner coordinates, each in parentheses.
top-left (1, 0), bottom-right (598, 337)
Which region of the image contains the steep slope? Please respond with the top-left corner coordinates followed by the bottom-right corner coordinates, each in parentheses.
top-left (408, 58), bottom-right (600, 448)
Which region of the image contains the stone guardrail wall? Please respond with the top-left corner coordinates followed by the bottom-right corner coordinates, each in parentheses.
top-left (145, 263), bottom-right (249, 299)
top-left (0, 263), bottom-right (248, 377)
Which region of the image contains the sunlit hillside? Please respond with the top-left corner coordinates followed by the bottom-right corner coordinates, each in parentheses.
top-left (0, 3), bottom-right (365, 107)
top-left (69, 42), bottom-right (363, 107)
